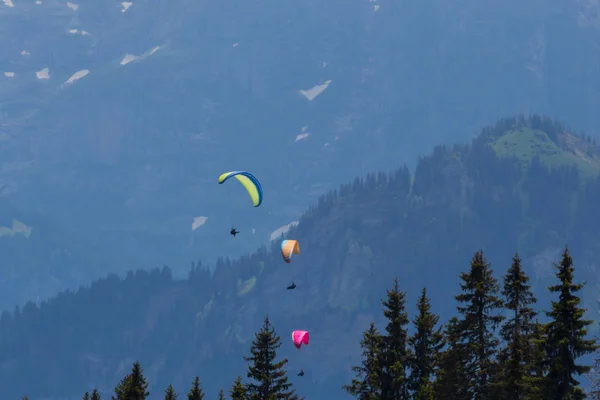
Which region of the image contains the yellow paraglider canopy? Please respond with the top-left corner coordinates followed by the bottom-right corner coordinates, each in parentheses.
top-left (218, 171), bottom-right (263, 207)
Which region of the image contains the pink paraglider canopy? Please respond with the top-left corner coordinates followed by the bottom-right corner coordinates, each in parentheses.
top-left (292, 330), bottom-right (310, 349)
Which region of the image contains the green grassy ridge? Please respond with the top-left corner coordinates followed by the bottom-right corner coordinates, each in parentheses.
top-left (482, 117), bottom-right (600, 180)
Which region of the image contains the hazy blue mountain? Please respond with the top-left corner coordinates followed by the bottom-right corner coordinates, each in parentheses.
top-left (2, 0), bottom-right (600, 303)
top-left (0, 116), bottom-right (598, 399)
top-left (0, 198), bottom-right (141, 309)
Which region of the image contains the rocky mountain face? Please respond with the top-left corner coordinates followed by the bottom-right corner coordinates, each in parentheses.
top-left (1, 0), bottom-right (600, 305)
top-left (0, 117), bottom-right (598, 399)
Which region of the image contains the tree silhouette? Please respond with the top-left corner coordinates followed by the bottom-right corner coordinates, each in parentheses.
top-left (495, 253), bottom-right (537, 398)
top-left (187, 377), bottom-right (205, 400)
top-left (380, 278), bottom-right (411, 400)
top-left (408, 288), bottom-right (444, 399)
top-left (164, 384), bottom-right (178, 400)
top-left (244, 316), bottom-right (298, 400)
top-left (229, 376), bottom-right (247, 400)
top-left (543, 247), bottom-right (598, 399)
top-left (112, 361), bottom-right (150, 400)
top-left (454, 250), bottom-right (504, 398)
top-left (343, 322), bottom-right (384, 398)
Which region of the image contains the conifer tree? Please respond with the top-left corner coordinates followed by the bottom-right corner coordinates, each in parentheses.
top-left (83, 393), bottom-right (90, 400)
top-left (543, 247), bottom-right (598, 399)
top-left (217, 389), bottom-right (225, 400)
top-left (433, 317), bottom-right (471, 400)
top-left (522, 320), bottom-right (547, 400)
top-left (164, 384), bottom-right (178, 400)
top-left (187, 376), bottom-right (205, 400)
top-left (343, 322), bottom-right (383, 399)
top-left (379, 278), bottom-right (411, 400)
top-left (112, 361), bottom-right (150, 400)
top-left (408, 288), bottom-right (444, 400)
top-left (230, 376), bottom-right (247, 400)
top-left (495, 253), bottom-right (537, 399)
top-left (91, 389), bottom-right (102, 400)
top-left (454, 250), bottom-right (504, 399)
top-left (244, 316), bottom-right (298, 400)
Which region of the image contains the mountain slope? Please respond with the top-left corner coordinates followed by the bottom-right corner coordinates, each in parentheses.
top-left (0, 198), bottom-right (142, 309)
top-left (2, 0), bottom-right (600, 281)
top-left (0, 116), bottom-right (599, 399)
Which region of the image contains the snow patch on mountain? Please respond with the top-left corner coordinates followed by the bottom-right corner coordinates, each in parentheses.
top-left (121, 1), bottom-right (132, 12)
top-left (270, 221), bottom-right (299, 241)
top-left (296, 126), bottom-right (310, 142)
top-left (120, 46), bottom-right (162, 65)
top-left (36, 68), bottom-right (50, 80)
top-left (68, 29), bottom-right (89, 35)
top-left (64, 69), bottom-right (89, 84)
top-left (300, 80), bottom-right (332, 101)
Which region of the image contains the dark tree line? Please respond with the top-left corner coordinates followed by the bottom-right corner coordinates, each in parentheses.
top-left (19, 246), bottom-right (598, 400)
top-left (58, 317), bottom-right (300, 400)
top-left (2, 115), bottom-right (600, 399)
top-left (344, 247), bottom-right (599, 400)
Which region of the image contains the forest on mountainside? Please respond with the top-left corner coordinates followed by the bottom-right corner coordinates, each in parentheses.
top-left (2, 115), bottom-right (600, 399)
top-left (22, 248), bottom-right (600, 400)
top-left (5, 0), bottom-right (600, 289)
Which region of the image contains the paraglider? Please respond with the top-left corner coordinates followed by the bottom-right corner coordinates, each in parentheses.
top-left (218, 171), bottom-right (263, 207)
top-left (281, 240), bottom-right (300, 263)
top-left (217, 168), bottom-right (312, 372)
top-left (292, 330), bottom-right (309, 349)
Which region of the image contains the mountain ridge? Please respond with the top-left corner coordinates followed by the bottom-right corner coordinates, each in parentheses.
top-left (3, 0), bottom-right (600, 281)
top-left (0, 115), bottom-right (599, 398)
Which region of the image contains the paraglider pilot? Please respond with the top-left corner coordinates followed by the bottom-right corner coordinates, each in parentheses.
top-left (230, 227), bottom-right (239, 237)
top-left (287, 282), bottom-right (296, 290)
top-left (297, 369), bottom-right (304, 377)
